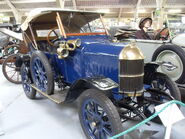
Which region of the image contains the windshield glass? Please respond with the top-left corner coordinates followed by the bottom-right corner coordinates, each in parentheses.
top-left (60, 13), bottom-right (107, 35)
top-left (167, 14), bottom-right (185, 37)
top-left (80, 18), bottom-right (105, 33)
top-left (30, 11), bottom-right (107, 39)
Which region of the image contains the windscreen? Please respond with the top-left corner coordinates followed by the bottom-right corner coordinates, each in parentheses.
top-left (28, 11), bottom-right (105, 39)
top-left (60, 12), bottom-right (105, 34)
top-left (80, 18), bottom-right (106, 33)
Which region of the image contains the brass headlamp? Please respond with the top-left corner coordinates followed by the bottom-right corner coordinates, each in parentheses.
top-left (66, 39), bottom-right (81, 51)
top-left (57, 41), bottom-right (69, 59)
top-left (57, 39), bottom-right (81, 59)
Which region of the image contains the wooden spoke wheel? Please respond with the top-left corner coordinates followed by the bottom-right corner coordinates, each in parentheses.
top-left (2, 54), bottom-right (22, 84)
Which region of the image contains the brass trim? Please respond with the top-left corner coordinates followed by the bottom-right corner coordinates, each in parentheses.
top-left (56, 39), bottom-right (81, 59)
top-left (127, 93), bottom-right (143, 97)
top-left (119, 90), bottom-right (143, 96)
top-left (57, 43), bottom-right (69, 59)
top-left (119, 73), bottom-right (144, 77)
top-left (66, 39), bottom-right (81, 51)
top-left (67, 39), bottom-right (81, 47)
top-left (119, 42), bottom-right (144, 60)
top-left (30, 84), bottom-right (61, 104)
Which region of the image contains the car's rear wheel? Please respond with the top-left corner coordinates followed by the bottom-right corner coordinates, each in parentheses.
top-left (21, 64), bottom-right (36, 99)
top-left (30, 51), bottom-right (54, 95)
top-left (152, 45), bottom-right (185, 84)
top-left (78, 89), bottom-right (123, 139)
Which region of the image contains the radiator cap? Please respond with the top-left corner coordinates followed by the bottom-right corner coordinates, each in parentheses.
top-left (119, 40), bottom-right (144, 60)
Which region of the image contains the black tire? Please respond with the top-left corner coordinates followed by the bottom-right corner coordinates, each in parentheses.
top-left (150, 72), bottom-right (181, 100)
top-left (144, 72), bottom-right (181, 123)
top-left (152, 45), bottom-right (185, 84)
top-left (2, 54), bottom-right (22, 84)
top-left (78, 89), bottom-right (123, 139)
top-left (21, 64), bottom-right (36, 99)
top-left (30, 51), bottom-right (54, 95)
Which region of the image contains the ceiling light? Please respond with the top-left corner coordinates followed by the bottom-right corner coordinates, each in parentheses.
top-left (96, 9), bottom-right (110, 13)
top-left (168, 9), bottom-right (182, 13)
top-left (138, 9), bottom-right (146, 13)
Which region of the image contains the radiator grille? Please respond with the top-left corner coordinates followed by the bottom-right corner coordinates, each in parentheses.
top-left (119, 59), bottom-right (144, 95)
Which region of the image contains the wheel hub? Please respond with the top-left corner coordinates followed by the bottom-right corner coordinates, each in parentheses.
top-left (156, 50), bottom-right (183, 81)
top-left (92, 116), bottom-right (103, 129)
top-left (92, 122), bottom-right (96, 127)
top-left (161, 62), bottom-right (178, 71)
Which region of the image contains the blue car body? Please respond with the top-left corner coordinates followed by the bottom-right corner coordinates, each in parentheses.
top-left (52, 35), bottom-right (127, 84)
top-left (46, 35), bottom-right (131, 100)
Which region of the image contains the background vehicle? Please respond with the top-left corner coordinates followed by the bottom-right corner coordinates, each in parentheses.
top-left (2, 42), bottom-right (28, 84)
top-left (2, 54), bottom-right (22, 84)
top-left (20, 9), bottom-right (181, 139)
top-left (0, 25), bottom-right (28, 84)
top-left (116, 14), bottom-right (185, 84)
top-left (0, 24), bottom-right (22, 64)
top-left (0, 24), bottom-right (12, 61)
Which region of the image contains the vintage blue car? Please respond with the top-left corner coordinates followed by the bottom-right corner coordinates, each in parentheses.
top-left (19, 8), bottom-right (181, 139)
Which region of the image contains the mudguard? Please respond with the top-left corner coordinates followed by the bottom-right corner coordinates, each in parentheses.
top-left (65, 77), bottom-right (118, 102)
top-left (144, 62), bottom-right (160, 84)
top-left (144, 62), bottom-right (159, 72)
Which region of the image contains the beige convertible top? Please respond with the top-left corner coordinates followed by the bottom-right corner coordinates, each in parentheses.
top-left (21, 8), bottom-right (104, 32)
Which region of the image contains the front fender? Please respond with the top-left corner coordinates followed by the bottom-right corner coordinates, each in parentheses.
top-left (65, 77), bottom-right (118, 102)
top-left (144, 62), bottom-right (159, 84)
top-left (144, 62), bottom-right (159, 72)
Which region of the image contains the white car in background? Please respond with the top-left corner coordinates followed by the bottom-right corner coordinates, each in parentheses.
top-left (117, 14), bottom-right (185, 84)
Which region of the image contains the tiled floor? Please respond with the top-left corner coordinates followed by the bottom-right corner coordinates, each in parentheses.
top-left (0, 65), bottom-right (184, 139)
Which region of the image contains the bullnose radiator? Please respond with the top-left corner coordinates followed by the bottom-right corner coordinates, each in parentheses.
top-left (119, 42), bottom-right (144, 96)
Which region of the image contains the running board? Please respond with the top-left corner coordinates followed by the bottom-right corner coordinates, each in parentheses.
top-left (31, 84), bottom-right (68, 104)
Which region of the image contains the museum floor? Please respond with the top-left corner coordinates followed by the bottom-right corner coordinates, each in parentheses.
top-left (0, 65), bottom-right (185, 139)
top-left (0, 65), bottom-right (86, 139)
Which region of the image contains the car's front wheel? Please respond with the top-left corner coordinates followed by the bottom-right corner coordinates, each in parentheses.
top-left (78, 89), bottom-right (123, 139)
top-left (30, 51), bottom-right (54, 95)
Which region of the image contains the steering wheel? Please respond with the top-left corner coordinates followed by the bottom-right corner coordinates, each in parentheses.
top-left (47, 27), bottom-right (60, 46)
top-left (155, 28), bottom-right (169, 40)
top-left (47, 26), bottom-right (71, 46)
